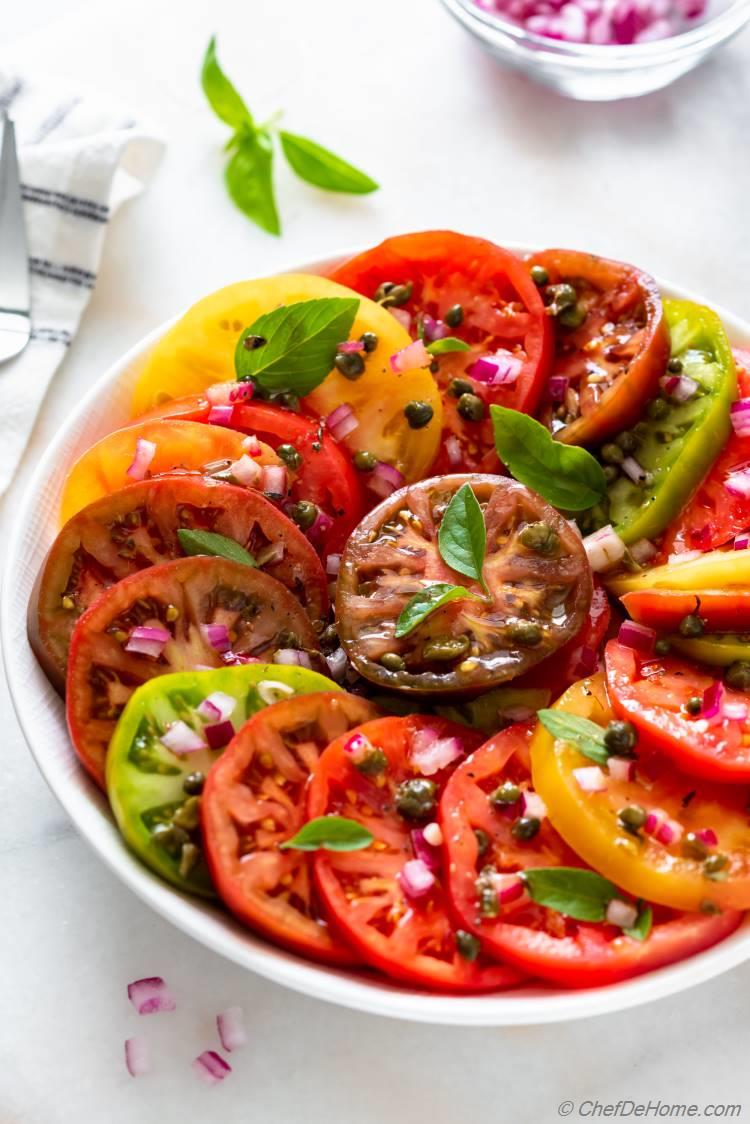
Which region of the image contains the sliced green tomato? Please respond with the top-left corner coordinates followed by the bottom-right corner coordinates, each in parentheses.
top-left (604, 300), bottom-right (736, 544)
top-left (434, 686), bottom-right (551, 736)
top-left (670, 634), bottom-right (750, 667)
top-left (607, 547), bottom-right (750, 597)
top-left (106, 664), bottom-right (338, 897)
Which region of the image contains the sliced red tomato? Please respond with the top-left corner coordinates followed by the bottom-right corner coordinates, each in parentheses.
top-left (329, 231), bottom-right (552, 474)
top-left (307, 715), bottom-right (525, 992)
top-left (528, 249), bottom-right (670, 448)
top-left (605, 639), bottom-right (750, 783)
top-left (66, 556), bottom-right (322, 787)
top-left (201, 691), bottom-right (379, 964)
top-left (621, 589), bottom-right (750, 634)
top-left (441, 722), bottom-right (741, 987)
top-left (516, 580), bottom-right (611, 700)
top-left (661, 352), bottom-right (750, 557)
top-left (138, 396), bottom-right (364, 555)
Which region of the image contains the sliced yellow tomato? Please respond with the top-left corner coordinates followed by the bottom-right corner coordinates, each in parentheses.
top-left (607, 548), bottom-right (750, 597)
top-left (132, 274), bottom-right (442, 482)
top-left (59, 420), bottom-right (276, 525)
top-left (671, 634), bottom-right (750, 667)
top-left (530, 673), bottom-right (750, 911)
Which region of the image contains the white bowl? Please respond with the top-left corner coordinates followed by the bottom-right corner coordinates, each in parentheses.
top-left (5, 247), bottom-right (750, 1026)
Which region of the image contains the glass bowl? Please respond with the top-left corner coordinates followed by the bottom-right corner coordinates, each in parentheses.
top-left (438, 0), bottom-right (750, 99)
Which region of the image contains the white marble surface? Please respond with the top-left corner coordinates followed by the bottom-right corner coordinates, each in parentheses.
top-left (3, 1), bottom-right (750, 1120)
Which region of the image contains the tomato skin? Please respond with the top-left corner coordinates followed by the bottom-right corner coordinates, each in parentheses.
top-left (620, 589), bottom-right (750, 634)
top-left (529, 249), bottom-right (669, 448)
top-left (441, 723), bottom-right (741, 988)
top-left (605, 640), bottom-right (750, 783)
top-left (329, 231), bottom-right (552, 474)
top-left (308, 715), bottom-right (524, 992)
top-left (531, 672), bottom-right (750, 910)
top-left (202, 691), bottom-right (378, 965)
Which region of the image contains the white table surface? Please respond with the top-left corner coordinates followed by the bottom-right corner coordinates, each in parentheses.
top-left (3, 1), bottom-right (750, 1120)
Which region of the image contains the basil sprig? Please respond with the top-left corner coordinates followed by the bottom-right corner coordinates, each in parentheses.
top-left (394, 583), bottom-right (481, 639)
top-left (438, 483), bottom-right (488, 591)
top-left (177, 528), bottom-right (257, 567)
top-left (536, 709), bottom-right (609, 766)
top-left (522, 867), bottom-right (652, 940)
top-left (490, 406), bottom-right (607, 512)
top-left (201, 37), bottom-right (378, 235)
top-left (426, 337), bottom-right (471, 356)
top-left (281, 816), bottom-right (373, 852)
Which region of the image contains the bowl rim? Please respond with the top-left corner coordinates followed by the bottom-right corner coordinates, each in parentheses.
top-left (5, 240), bottom-right (750, 1027)
top-left (440, 0), bottom-right (750, 65)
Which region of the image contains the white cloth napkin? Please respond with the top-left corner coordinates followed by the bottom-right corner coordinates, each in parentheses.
top-left (0, 69), bottom-right (163, 497)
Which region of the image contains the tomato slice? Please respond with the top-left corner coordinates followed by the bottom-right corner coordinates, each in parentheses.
top-left (531, 672), bottom-right (750, 910)
top-left (106, 664), bottom-right (339, 897)
top-left (515, 579), bottom-right (611, 700)
top-left (336, 474), bottom-right (592, 694)
top-left (661, 351), bottom-right (750, 557)
top-left (620, 589), bottom-right (750, 634)
top-left (605, 639), bottom-right (750, 783)
top-left (59, 419), bottom-right (278, 526)
top-left (441, 723), bottom-right (740, 988)
top-left (307, 715), bottom-right (524, 991)
top-left (329, 231), bottom-right (552, 474)
top-left (528, 249), bottom-right (669, 447)
top-left (66, 556), bottom-right (323, 787)
top-left (133, 274), bottom-right (442, 483)
top-left (31, 475), bottom-right (329, 690)
top-left (201, 691), bottom-right (379, 964)
top-left (137, 396), bottom-right (365, 556)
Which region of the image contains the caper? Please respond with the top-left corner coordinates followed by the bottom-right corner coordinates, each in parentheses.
top-left (615, 431), bottom-right (637, 454)
top-left (277, 392), bottom-right (300, 412)
top-left (686, 696), bottom-right (703, 715)
top-left (183, 771), bottom-right (205, 796)
top-left (242, 334), bottom-right (266, 350)
top-left (422, 634), bottom-right (471, 662)
top-left (704, 853), bottom-right (729, 878)
top-left (682, 832), bottom-right (709, 861)
top-left (179, 842), bottom-right (201, 879)
top-left (724, 661), bottom-right (750, 692)
top-left (457, 393), bottom-right (485, 422)
top-left (430, 359), bottom-right (439, 374)
top-left (355, 748), bottom-right (389, 777)
top-left (647, 397), bottom-right (670, 420)
top-left (604, 720), bottom-right (637, 756)
top-left (165, 604), bottom-right (180, 623)
top-left (474, 828), bottom-right (490, 856)
top-left (61, 595), bottom-right (75, 610)
top-left (374, 281), bottom-right (396, 302)
top-left (679, 613), bottom-right (705, 638)
top-left (288, 500), bottom-right (318, 531)
top-left (512, 816), bottom-right (541, 841)
top-left (519, 521), bottom-right (559, 556)
top-left (633, 421), bottom-right (650, 440)
top-left (404, 401), bottom-right (434, 429)
top-left (618, 804), bottom-right (647, 832)
top-left (455, 930), bottom-right (481, 961)
top-left (490, 781), bottom-right (521, 807)
top-left (478, 883), bottom-right (500, 918)
top-left (172, 796), bottom-right (201, 831)
top-left (667, 357), bottom-right (683, 374)
top-left (151, 823), bottom-right (189, 854)
top-left (319, 624), bottom-right (340, 652)
top-left (507, 620), bottom-right (543, 648)
top-left (445, 304), bottom-right (464, 328)
top-left (395, 778), bottom-right (438, 821)
top-left (376, 281), bottom-right (412, 308)
top-left (654, 638), bottom-right (672, 656)
top-left (360, 331), bottom-right (378, 353)
top-left (529, 264), bottom-right (549, 287)
top-left (277, 629), bottom-right (301, 649)
top-left (601, 443), bottom-right (625, 466)
top-left (334, 351), bottom-right (366, 380)
top-left (603, 465), bottom-right (619, 484)
top-left (547, 283), bottom-right (577, 310)
top-left (381, 652), bottom-right (405, 672)
top-left (353, 450), bottom-right (377, 472)
top-left (448, 377), bottom-right (474, 398)
top-left (276, 443), bottom-right (303, 470)
top-left (558, 304), bottom-right (587, 330)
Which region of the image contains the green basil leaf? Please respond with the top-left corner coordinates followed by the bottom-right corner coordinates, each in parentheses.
top-left (437, 483), bottom-right (487, 587)
top-left (536, 709), bottom-right (609, 766)
top-left (225, 128), bottom-right (280, 236)
top-left (234, 296), bottom-right (359, 395)
top-left (177, 528), bottom-right (257, 567)
top-left (279, 131), bottom-right (378, 195)
top-left (522, 867), bottom-right (620, 922)
top-left (394, 583), bottom-right (481, 639)
top-left (280, 815), bottom-right (374, 852)
top-left (623, 904), bottom-right (653, 942)
top-left (426, 337), bottom-right (471, 356)
top-left (490, 406), bottom-right (607, 512)
top-left (201, 36), bottom-right (253, 130)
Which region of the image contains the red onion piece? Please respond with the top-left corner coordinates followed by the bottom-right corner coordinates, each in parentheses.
top-left (490, 872), bottom-right (525, 905)
top-left (606, 898), bottom-right (638, 930)
top-left (217, 1006), bottom-right (247, 1052)
top-left (583, 525), bottom-right (626, 573)
top-left (390, 339), bottom-right (431, 375)
top-left (423, 315), bottom-right (448, 342)
top-left (127, 977), bottom-right (176, 1015)
top-left (196, 691), bottom-right (236, 723)
top-left (548, 375), bottom-right (569, 402)
top-left (126, 437), bottom-right (157, 481)
top-left (618, 620), bottom-right (656, 656)
top-left (730, 399), bottom-right (750, 436)
top-left (256, 540), bottom-right (286, 566)
top-left (242, 433), bottom-right (262, 456)
top-left (410, 728), bottom-right (464, 775)
top-left (325, 648), bottom-right (348, 681)
top-left (723, 700), bottom-right (748, 722)
top-left (445, 435), bottom-right (462, 466)
top-left (228, 454), bottom-right (261, 487)
top-left (337, 339), bottom-right (365, 354)
top-left (573, 765), bottom-right (608, 793)
top-left (608, 756), bottom-right (636, 783)
top-left (423, 821), bottom-right (443, 847)
top-left (124, 625), bottom-right (170, 659)
top-left (205, 720), bottom-right (235, 749)
top-left (644, 808), bottom-right (683, 846)
top-left (734, 533), bottom-right (750, 551)
top-left (667, 549), bottom-right (703, 565)
top-left (629, 537), bottom-right (658, 565)
top-left (483, 0), bottom-right (702, 42)
top-left (229, 382), bottom-right (254, 402)
top-left (621, 456), bottom-right (649, 484)
top-left (125, 1036), bottom-right (151, 1077)
top-left (208, 404), bottom-right (235, 426)
top-left (325, 553), bottom-right (341, 576)
top-left (206, 382), bottom-right (234, 406)
top-left (467, 350), bottom-right (521, 386)
top-left (261, 464), bottom-right (287, 498)
top-left (222, 651), bottom-right (259, 666)
top-left (389, 307), bottom-right (411, 333)
top-left (307, 509), bottom-right (334, 542)
top-left (697, 828), bottom-right (719, 847)
top-left (201, 623), bottom-right (232, 653)
top-left (192, 1050), bottom-right (232, 1086)
top-left (660, 374), bottom-right (699, 402)
top-left (521, 789), bottom-right (547, 821)
top-left (701, 681), bottom-right (724, 720)
top-left (274, 648), bottom-right (312, 669)
top-left (369, 461), bottom-right (405, 499)
top-left (411, 828), bottom-right (441, 872)
top-left (398, 858), bottom-right (436, 899)
top-left (344, 732), bottom-right (373, 760)
top-left (725, 470), bottom-right (750, 498)
top-left (160, 720), bottom-right (206, 755)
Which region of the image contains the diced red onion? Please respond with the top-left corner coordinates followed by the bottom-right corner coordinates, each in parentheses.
top-left (337, 339), bottom-right (365, 354)
top-left (369, 461), bottom-right (405, 499)
top-left (667, 549), bottom-right (703, 565)
top-left (389, 307), bottom-right (411, 333)
top-left (697, 827), bottom-right (719, 847)
top-left (344, 732), bottom-right (373, 760)
top-left (573, 765), bottom-right (608, 793)
top-left (307, 509), bottom-right (334, 543)
top-left (160, 720), bottom-right (206, 755)
top-left (644, 808), bottom-right (683, 846)
top-left (423, 315), bottom-right (448, 343)
top-left (390, 339), bottom-right (431, 375)
top-left (496, 0), bottom-right (701, 42)
top-left (467, 349), bottom-right (521, 386)
top-left (228, 454), bottom-right (261, 487)
top-left (325, 647), bottom-right (348, 681)
top-left (197, 691), bottom-right (237, 723)
top-left (126, 437), bottom-right (157, 481)
top-left (521, 790), bottom-right (547, 821)
top-left (618, 620), bottom-right (656, 656)
top-left (660, 374), bottom-right (699, 402)
top-left (326, 553), bottom-right (341, 576)
top-left (274, 648), bottom-right (313, 669)
top-left (398, 858), bottom-right (436, 899)
top-left (730, 399), bottom-right (750, 437)
top-left (208, 404), bottom-right (235, 426)
top-left (723, 700), bottom-right (748, 722)
top-left (548, 375), bottom-right (569, 402)
top-left (229, 382), bottom-right (254, 402)
top-left (410, 728), bottom-right (464, 775)
top-left (124, 625), bottom-right (170, 659)
top-left (411, 827), bottom-right (441, 872)
top-left (423, 821), bottom-right (443, 847)
top-left (127, 977), bottom-right (176, 1015)
top-left (608, 756), bottom-right (636, 783)
top-left (445, 435), bottom-right (462, 466)
top-left (629, 538), bottom-right (658, 565)
top-left (222, 651), bottom-right (259, 666)
top-left (490, 872), bottom-right (525, 905)
top-left (621, 456), bottom-right (649, 485)
top-left (606, 898), bottom-right (639, 930)
top-left (261, 464), bottom-right (287, 498)
top-left (206, 382), bottom-right (234, 406)
top-left (125, 1036), bottom-right (151, 1077)
top-left (205, 720), bottom-right (235, 749)
top-left (701, 681), bottom-right (724, 720)
top-left (217, 1007), bottom-right (247, 1052)
top-left (725, 469), bottom-right (750, 498)
top-left (734, 533), bottom-right (750, 551)
top-left (326, 403), bottom-right (360, 443)
top-left (201, 623), bottom-right (231, 653)
top-left (192, 1050), bottom-right (232, 1086)
top-left (256, 679), bottom-right (296, 705)
top-left (242, 433), bottom-right (262, 456)
top-left (583, 525), bottom-right (626, 573)
top-left (256, 540), bottom-right (285, 566)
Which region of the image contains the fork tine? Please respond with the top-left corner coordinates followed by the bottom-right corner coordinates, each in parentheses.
top-left (0, 114), bottom-right (31, 363)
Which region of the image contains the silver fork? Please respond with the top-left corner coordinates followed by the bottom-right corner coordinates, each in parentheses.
top-left (0, 111), bottom-right (30, 364)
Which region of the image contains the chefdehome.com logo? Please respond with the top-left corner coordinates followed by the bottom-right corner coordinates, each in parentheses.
top-left (557, 1102), bottom-right (742, 1118)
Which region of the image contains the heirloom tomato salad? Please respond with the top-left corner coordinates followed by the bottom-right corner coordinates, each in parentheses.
top-left (29, 230), bottom-right (750, 994)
